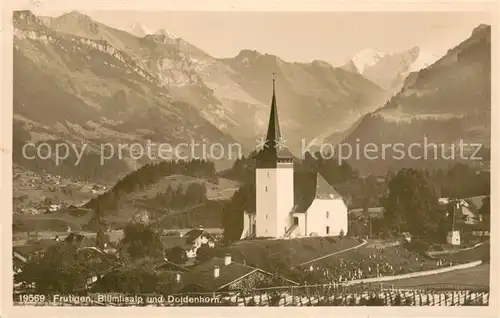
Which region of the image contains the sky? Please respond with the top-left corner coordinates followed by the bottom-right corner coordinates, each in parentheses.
top-left (32, 10), bottom-right (491, 66)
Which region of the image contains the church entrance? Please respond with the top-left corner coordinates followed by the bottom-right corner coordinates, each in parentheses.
top-left (293, 217), bottom-right (299, 225)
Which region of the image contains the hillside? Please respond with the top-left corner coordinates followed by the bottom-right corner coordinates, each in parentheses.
top-left (215, 53), bottom-right (390, 147)
top-left (341, 24), bottom-right (491, 175)
top-left (14, 159), bottom-right (241, 232)
top-left (13, 10), bottom-right (236, 182)
top-left (14, 10), bottom-right (391, 184)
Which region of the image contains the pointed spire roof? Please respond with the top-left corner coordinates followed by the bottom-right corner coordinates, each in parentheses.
top-left (256, 73), bottom-right (293, 166)
top-left (265, 73), bottom-right (282, 144)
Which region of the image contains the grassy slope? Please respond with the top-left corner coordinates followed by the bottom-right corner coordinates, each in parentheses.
top-left (381, 264), bottom-right (490, 289)
top-left (215, 237), bottom-right (360, 270)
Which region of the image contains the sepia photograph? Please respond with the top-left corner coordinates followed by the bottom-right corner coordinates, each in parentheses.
top-left (2, 1), bottom-right (497, 315)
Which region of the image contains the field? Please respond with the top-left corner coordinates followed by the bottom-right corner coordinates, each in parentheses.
top-left (379, 264), bottom-right (490, 290)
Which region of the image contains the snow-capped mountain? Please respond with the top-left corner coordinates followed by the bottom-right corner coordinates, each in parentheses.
top-left (125, 22), bottom-right (154, 37)
top-left (340, 24), bottom-right (491, 175)
top-left (342, 46), bottom-right (450, 94)
top-left (351, 48), bottom-right (388, 73)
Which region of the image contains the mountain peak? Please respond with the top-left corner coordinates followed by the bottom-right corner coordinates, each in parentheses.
top-left (154, 28), bottom-right (177, 39)
top-left (473, 24), bottom-right (490, 35)
top-left (351, 48), bottom-right (388, 73)
top-left (13, 10), bottom-right (46, 29)
top-left (236, 49), bottom-right (262, 59)
top-left (311, 60), bottom-right (332, 68)
top-left (125, 23), bottom-right (153, 37)
top-left (61, 11), bottom-right (93, 22)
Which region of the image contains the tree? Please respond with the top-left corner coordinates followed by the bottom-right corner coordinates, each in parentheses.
top-left (165, 246), bottom-right (187, 264)
top-left (120, 222), bottom-right (164, 260)
top-left (196, 243), bottom-right (213, 262)
top-left (383, 168), bottom-right (440, 236)
top-left (15, 244), bottom-right (94, 294)
top-left (93, 259), bottom-right (177, 295)
top-left (222, 183), bottom-right (255, 244)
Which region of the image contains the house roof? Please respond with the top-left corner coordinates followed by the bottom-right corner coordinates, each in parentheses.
top-left (178, 257), bottom-right (260, 292)
top-left (315, 173), bottom-right (341, 199)
top-left (291, 171), bottom-right (343, 213)
top-left (183, 228), bottom-right (215, 244)
top-left (464, 195), bottom-right (487, 214)
top-left (64, 232), bottom-right (86, 244)
top-left (13, 238), bottom-right (59, 257)
top-left (155, 259), bottom-right (191, 272)
top-left (160, 236), bottom-right (193, 250)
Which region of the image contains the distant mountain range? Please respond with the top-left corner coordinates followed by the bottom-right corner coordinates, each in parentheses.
top-left (340, 46), bottom-right (443, 94)
top-left (340, 24), bottom-right (491, 174)
top-left (12, 10), bottom-right (490, 180)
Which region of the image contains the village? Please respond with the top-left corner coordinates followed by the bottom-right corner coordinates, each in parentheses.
top-left (12, 79), bottom-right (491, 307)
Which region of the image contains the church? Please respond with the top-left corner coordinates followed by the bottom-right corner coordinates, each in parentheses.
top-left (241, 76), bottom-right (348, 239)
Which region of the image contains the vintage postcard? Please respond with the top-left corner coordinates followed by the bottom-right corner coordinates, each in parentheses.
top-left (1, 0), bottom-right (498, 317)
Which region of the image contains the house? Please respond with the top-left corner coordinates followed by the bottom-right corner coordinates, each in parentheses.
top-left (13, 238), bottom-right (60, 259)
top-left (438, 197), bottom-right (483, 225)
top-left (401, 232), bottom-right (412, 243)
top-left (184, 227), bottom-right (216, 249)
top-left (161, 227), bottom-right (216, 259)
top-left (174, 254), bottom-right (298, 293)
top-left (241, 75), bottom-right (348, 239)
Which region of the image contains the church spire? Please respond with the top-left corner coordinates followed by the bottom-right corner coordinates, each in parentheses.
top-left (265, 73), bottom-right (282, 146)
top-left (257, 73), bottom-right (293, 166)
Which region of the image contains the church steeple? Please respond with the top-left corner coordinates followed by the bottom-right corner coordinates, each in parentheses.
top-left (265, 73), bottom-right (282, 147)
top-left (256, 73), bottom-right (293, 167)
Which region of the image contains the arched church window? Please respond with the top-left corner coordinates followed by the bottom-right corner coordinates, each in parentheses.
top-left (326, 211), bottom-right (329, 218)
top-left (265, 186), bottom-right (268, 192)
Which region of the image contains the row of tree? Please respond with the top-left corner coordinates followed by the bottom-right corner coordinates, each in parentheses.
top-left (85, 159), bottom-right (217, 212)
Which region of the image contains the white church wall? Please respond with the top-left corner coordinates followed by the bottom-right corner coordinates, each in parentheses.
top-left (255, 165), bottom-right (294, 238)
top-left (256, 168), bottom-right (277, 237)
top-left (305, 198), bottom-right (348, 236)
top-left (276, 164), bottom-right (294, 237)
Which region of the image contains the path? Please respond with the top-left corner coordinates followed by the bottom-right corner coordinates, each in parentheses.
top-left (299, 239), bottom-right (367, 266)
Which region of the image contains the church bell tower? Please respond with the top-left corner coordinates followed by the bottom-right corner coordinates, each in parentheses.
top-left (255, 74), bottom-right (294, 238)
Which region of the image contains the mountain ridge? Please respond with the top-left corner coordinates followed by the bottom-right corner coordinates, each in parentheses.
top-left (340, 24), bottom-right (491, 175)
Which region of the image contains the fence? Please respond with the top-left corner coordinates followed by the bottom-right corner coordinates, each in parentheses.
top-left (13, 285), bottom-right (489, 307)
